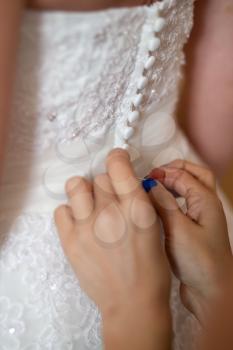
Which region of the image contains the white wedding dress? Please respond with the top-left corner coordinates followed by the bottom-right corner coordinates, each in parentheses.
top-left (0, 0), bottom-right (233, 349)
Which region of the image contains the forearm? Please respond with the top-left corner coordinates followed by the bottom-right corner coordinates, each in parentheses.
top-left (102, 302), bottom-right (172, 350)
top-left (199, 279), bottom-right (233, 350)
top-left (179, 0), bottom-right (233, 176)
top-left (0, 0), bottom-right (25, 180)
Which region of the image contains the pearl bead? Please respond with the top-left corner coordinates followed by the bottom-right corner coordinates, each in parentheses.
top-left (9, 328), bottom-right (16, 335)
top-left (133, 93), bottom-right (143, 108)
top-left (154, 17), bottom-right (166, 32)
top-left (40, 272), bottom-right (48, 282)
top-left (144, 56), bottom-right (155, 70)
top-left (137, 76), bottom-right (148, 90)
top-left (128, 111), bottom-right (140, 124)
top-left (123, 126), bottom-right (134, 140)
top-left (50, 283), bottom-right (57, 291)
top-left (148, 37), bottom-right (160, 52)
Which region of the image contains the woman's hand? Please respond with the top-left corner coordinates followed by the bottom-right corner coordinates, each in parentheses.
top-left (147, 160), bottom-right (233, 323)
top-left (55, 148), bottom-right (172, 350)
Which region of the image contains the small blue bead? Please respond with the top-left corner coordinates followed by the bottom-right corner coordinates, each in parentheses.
top-left (142, 178), bottom-right (158, 193)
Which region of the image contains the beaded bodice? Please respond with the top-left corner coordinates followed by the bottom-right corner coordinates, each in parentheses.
top-left (10, 1), bottom-right (193, 156)
top-left (0, 2), bottom-right (202, 349)
top-left (1, 0), bottom-right (194, 213)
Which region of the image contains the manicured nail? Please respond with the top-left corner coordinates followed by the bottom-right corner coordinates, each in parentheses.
top-left (146, 168), bottom-right (166, 181)
top-left (142, 178), bottom-right (158, 193)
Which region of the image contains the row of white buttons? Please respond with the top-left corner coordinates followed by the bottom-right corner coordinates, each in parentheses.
top-left (120, 2), bottom-right (167, 149)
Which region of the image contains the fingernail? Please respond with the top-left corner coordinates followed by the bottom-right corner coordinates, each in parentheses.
top-left (146, 168), bottom-right (166, 181)
top-left (142, 178), bottom-right (158, 193)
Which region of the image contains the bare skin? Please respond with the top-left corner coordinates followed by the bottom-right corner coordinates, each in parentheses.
top-left (0, 0), bottom-right (25, 181)
top-left (0, 1), bottom-right (233, 349)
top-left (180, 0), bottom-right (233, 176)
top-left (152, 161), bottom-right (233, 349)
top-left (55, 149), bottom-right (172, 350)
top-left (26, 1), bottom-right (233, 177)
top-left (148, 160), bottom-right (233, 322)
top-left (55, 152), bottom-right (233, 349)
top-left (1, 0), bottom-right (233, 184)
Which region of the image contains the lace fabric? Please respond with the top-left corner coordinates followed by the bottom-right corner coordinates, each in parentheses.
top-left (8, 0), bottom-right (193, 159)
top-left (9, 7), bottom-right (146, 157)
top-left (1, 1), bottom-right (233, 349)
top-left (0, 212), bottom-right (198, 350)
top-left (0, 0), bottom-right (195, 212)
top-left (0, 214), bottom-right (102, 350)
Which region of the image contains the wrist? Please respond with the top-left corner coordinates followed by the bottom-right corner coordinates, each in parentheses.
top-left (102, 299), bottom-right (172, 350)
top-left (189, 272), bottom-right (233, 324)
top-left (185, 259), bottom-right (233, 323)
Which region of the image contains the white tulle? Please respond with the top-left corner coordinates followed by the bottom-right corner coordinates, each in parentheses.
top-left (0, 1), bottom-right (233, 349)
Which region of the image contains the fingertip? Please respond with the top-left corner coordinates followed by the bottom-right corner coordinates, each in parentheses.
top-left (146, 168), bottom-right (166, 181)
top-left (106, 148), bottom-right (130, 164)
top-left (54, 204), bottom-right (74, 232)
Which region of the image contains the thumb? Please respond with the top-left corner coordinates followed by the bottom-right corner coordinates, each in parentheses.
top-left (143, 178), bottom-right (184, 230)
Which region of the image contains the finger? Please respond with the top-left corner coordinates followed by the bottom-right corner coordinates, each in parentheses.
top-left (162, 159), bottom-right (216, 192)
top-left (147, 168), bottom-right (166, 182)
top-left (54, 204), bottom-right (75, 246)
top-left (157, 168), bottom-right (213, 225)
top-left (65, 176), bottom-right (94, 221)
top-left (106, 148), bottom-right (142, 200)
top-left (146, 179), bottom-right (184, 230)
top-left (93, 173), bottom-right (118, 208)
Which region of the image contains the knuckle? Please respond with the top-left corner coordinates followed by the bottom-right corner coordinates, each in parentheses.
top-left (199, 165), bottom-right (216, 185)
top-left (102, 204), bottom-right (116, 218)
top-left (65, 176), bottom-right (86, 195)
top-left (173, 169), bottom-right (186, 184)
top-left (174, 159), bottom-right (185, 168)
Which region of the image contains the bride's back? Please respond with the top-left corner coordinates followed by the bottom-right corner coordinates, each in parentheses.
top-left (0, 1), bottom-right (209, 349)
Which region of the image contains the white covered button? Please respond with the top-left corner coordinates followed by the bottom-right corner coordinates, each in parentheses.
top-left (123, 126), bottom-right (134, 140)
top-left (144, 56), bottom-right (155, 70)
top-left (133, 93), bottom-right (143, 108)
top-left (137, 76), bottom-right (148, 90)
top-left (128, 111), bottom-right (140, 124)
top-left (154, 17), bottom-right (166, 32)
top-left (148, 37), bottom-right (161, 52)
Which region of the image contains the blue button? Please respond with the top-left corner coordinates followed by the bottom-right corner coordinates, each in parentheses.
top-left (142, 178), bottom-right (158, 193)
